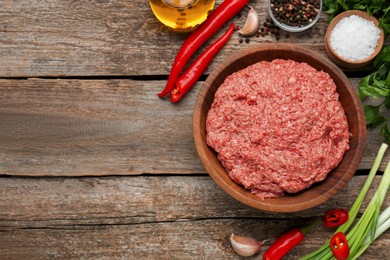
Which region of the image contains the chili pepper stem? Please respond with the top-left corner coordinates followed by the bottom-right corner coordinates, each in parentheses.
top-left (300, 220), bottom-right (317, 235)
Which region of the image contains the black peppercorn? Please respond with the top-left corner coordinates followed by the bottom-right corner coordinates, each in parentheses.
top-left (270, 0), bottom-right (320, 27)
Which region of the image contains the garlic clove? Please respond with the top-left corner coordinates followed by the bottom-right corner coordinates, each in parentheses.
top-left (238, 5), bottom-right (260, 37)
top-left (230, 233), bottom-right (264, 257)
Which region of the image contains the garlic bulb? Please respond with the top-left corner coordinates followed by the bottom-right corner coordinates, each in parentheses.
top-left (230, 233), bottom-right (265, 257)
top-left (238, 5), bottom-right (260, 37)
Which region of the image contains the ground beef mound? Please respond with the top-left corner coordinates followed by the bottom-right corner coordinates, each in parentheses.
top-left (206, 59), bottom-right (350, 199)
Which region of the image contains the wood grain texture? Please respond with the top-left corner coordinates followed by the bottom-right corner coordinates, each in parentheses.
top-left (1, 219), bottom-right (388, 259)
top-left (0, 79), bottom-right (201, 175)
top-left (0, 78), bottom-right (389, 176)
top-left (0, 176), bottom-right (388, 259)
top-left (1, 176), bottom-right (388, 226)
top-left (1, 0), bottom-right (389, 258)
top-left (0, 0), bottom-right (332, 78)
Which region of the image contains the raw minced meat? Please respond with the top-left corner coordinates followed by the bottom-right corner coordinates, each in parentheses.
top-left (206, 59), bottom-right (350, 199)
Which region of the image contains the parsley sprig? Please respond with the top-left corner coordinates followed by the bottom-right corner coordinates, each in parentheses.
top-left (359, 46), bottom-right (390, 143)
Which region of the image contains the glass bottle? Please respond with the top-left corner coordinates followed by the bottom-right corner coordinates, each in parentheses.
top-left (149, 0), bottom-right (215, 32)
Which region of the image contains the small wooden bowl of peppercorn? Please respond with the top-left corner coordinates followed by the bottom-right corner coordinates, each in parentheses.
top-left (193, 43), bottom-right (366, 213)
top-left (324, 10), bottom-right (385, 69)
top-left (268, 0), bottom-right (323, 32)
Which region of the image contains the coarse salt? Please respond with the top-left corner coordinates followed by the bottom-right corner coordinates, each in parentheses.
top-left (330, 15), bottom-right (381, 62)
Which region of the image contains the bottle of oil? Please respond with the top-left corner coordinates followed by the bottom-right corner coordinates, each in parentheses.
top-left (149, 0), bottom-right (215, 32)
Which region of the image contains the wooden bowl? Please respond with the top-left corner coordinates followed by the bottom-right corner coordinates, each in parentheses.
top-left (324, 10), bottom-right (384, 69)
top-left (193, 43), bottom-right (366, 213)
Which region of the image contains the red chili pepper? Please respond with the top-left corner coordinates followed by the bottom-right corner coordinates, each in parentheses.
top-left (324, 209), bottom-right (349, 228)
top-left (170, 23), bottom-right (235, 103)
top-left (262, 223), bottom-right (315, 260)
top-left (330, 232), bottom-right (350, 260)
top-left (158, 0), bottom-right (249, 98)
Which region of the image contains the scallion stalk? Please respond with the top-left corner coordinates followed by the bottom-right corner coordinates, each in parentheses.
top-left (300, 143), bottom-right (389, 260)
top-left (377, 206), bottom-right (390, 228)
top-left (347, 159), bottom-right (390, 257)
top-left (351, 206), bottom-right (390, 259)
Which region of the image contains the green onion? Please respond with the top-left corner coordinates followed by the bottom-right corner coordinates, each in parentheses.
top-left (352, 206), bottom-right (390, 259)
top-left (300, 143), bottom-right (389, 260)
top-left (347, 158), bottom-right (390, 258)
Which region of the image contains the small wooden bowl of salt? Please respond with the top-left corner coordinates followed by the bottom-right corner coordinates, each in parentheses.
top-left (324, 10), bottom-right (384, 69)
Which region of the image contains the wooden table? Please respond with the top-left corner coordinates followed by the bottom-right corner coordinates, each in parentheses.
top-left (0, 1), bottom-right (389, 259)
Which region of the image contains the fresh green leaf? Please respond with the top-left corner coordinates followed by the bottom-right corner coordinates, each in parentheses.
top-left (379, 19), bottom-right (390, 35)
top-left (359, 75), bottom-right (373, 100)
top-left (360, 85), bottom-right (388, 99)
top-left (372, 84), bottom-right (387, 98)
top-left (374, 46), bottom-right (390, 68)
top-left (364, 105), bottom-right (386, 128)
top-left (353, 4), bottom-right (366, 10)
top-left (375, 64), bottom-right (390, 78)
top-left (386, 70), bottom-right (390, 84)
top-left (379, 6), bottom-right (390, 35)
top-left (358, 44), bottom-right (390, 143)
top-left (384, 96), bottom-right (390, 109)
top-left (359, 75), bottom-right (389, 99)
top-left (381, 123), bottom-right (390, 144)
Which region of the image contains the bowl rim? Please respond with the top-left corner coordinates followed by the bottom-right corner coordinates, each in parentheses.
top-left (268, 0), bottom-right (323, 32)
top-left (193, 43), bottom-right (366, 213)
top-left (324, 10), bottom-right (385, 66)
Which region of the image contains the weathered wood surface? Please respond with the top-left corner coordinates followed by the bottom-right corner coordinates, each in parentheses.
top-left (0, 0), bottom-right (331, 78)
top-left (0, 78), bottom-right (389, 176)
top-left (2, 176), bottom-right (388, 226)
top-left (0, 176), bottom-right (389, 259)
top-left (1, 0), bottom-right (389, 258)
top-left (1, 219), bottom-right (388, 260)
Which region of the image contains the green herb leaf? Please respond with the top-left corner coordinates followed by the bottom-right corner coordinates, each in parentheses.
top-left (378, 6), bottom-right (390, 35)
top-left (374, 46), bottom-right (390, 68)
top-left (364, 105), bottom-right (386, 128)
top-left (353, 3), bottom-right (367, 12)
top-left (380, 123), bottom-right (390, 143)
top-left (383, 96), bottom-right (390, 109)
top-left (358, 44), bottom-right (390, 143)
top-left (359, 75), bottom-right (372, 100)
top-left (359, 75), bottom-right (389, 99)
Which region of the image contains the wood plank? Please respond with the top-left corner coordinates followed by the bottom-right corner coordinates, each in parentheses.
top-left (0, 78), bottom-right (202, 175)
top-left (0, 0), bottom-right (336, 77)
top-left (0, 176), bottom-right (388, 226)
top-left (1, 218), bottom-right (388, 259)
top-left (0, 78), bottom-right (388, 176)
top-left (0, 176), bottom-right (388, 259)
